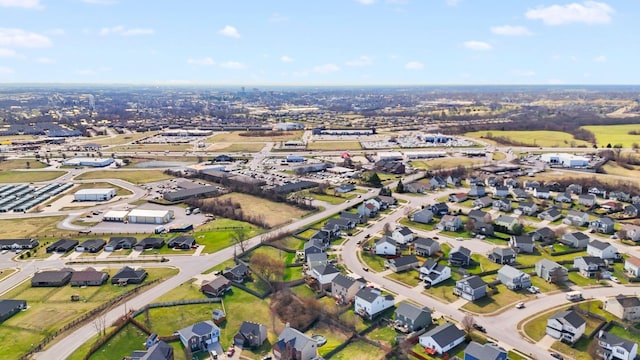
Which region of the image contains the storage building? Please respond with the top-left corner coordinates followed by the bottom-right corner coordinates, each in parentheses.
top-left (102, 210), bottom-right (128, 222)
top-left (74, 188), bottom-right (116, 202)
top-left (127, 209), bottom-right (172, 224)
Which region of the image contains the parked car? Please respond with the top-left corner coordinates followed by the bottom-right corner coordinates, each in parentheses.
top-left (610, 276), bottom-right (620, 283)
top-left (472, 323), bottom-right (486, 333)
top-left (227, 347), bottom-right (235, 356)
top-left (550, 352), bottom-right (564, 360)
top-left (527, 286), bottom-right (540, 294)
top-left (362, 266), bottom-right (369, 272)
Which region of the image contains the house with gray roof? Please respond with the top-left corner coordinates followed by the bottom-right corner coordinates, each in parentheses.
top-left (574, 256), bottom-right (610, 278)
top-left (495, 215), bottom-right (518, 233)
top-left (272, 324), bottom-right (318, 360)
top-left (578, 193), bottom-right (597, 207)
top-left (392, 226), bottom-right (415, 244)
top-left (374, 236), bottom-right (397, 256)
top-left (418, 322), bottom-right (466, 355)
top-left (419, 259), bottom-right (451, 286)
top-left (354, 287), bottom-right (394, 319)
top-left (535, 259), bottom-right (568, 283)
top-left (233, 321), bottom-right (268, 348)
top-left (488, 247), bottom-right (516, 265)
top-left (178, 320), bottom-right (220, 353)
top-left (560, 232), bottom-right (590, 248)
top-left (394, 302), bottom-right (432, 333)
top-left (0, 299), bottom-right (26, 323)
top-left (472, 196), bottom-right (493, 209)
top-left (546, 309), bottom-right (585, 344)
top-left (596, 330), bottom-right (638, 360)
top-left (530, 227), bottom-right (557, 243)
top-left (464, 341), bottom-right (507, 360)
top-left (309, 263), bottom-right (340, 290)
top-left (385, 255), bottom-right (419, 272)
top-left (111, 266), bottom-right (147, 285)
top-left (587, 239), bottom-right (620, 260)
top-left (538, 207), bottom-right (562, 222)
top-left (448, 246), bottom-right (471, 267)
top-left (331, 273), bottom-right (365, 304)
top-left (31, 270), bottom-right (72, 287)
top-left (414, 237), bottom-right (440, 257)
top-left (604, 295), bottom-right (640, 321)
top-left (498, 265), bottom-right (531, 290)
top-left (509, 235), bottom-right (534, 253)
top-left (130, 340), bottom-right (174, 360)
top-left (454, 275), bottom-right (487, 301)
top-left (563, 210), bottom-right (589, 226)
top-left (412, 208), bottom-right (434, 224)
top-left (589, 217), bottom-right (616, 234)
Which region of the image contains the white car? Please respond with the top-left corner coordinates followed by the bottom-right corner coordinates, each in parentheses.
top-left (527, 286), bottom-right (540, 294)
top-left (610, 276), bottom-right (620, 283)
top-left (515, 302), bottom-right (525, 309)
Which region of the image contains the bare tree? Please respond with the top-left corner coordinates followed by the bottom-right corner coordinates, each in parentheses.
top-left (461, 313), bottom-right (475, 333)
top-left (92, 313), bottom-right (107, 337)
top-left (383, 222), bottom-right (393, 235)
top-left (232, 227), bottom-right (249, 254)
top-left (251, 252), bottom-right (285, 285)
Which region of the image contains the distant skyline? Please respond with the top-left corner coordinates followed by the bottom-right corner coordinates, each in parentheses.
top-left (0, 0), bottom-right (637, 85)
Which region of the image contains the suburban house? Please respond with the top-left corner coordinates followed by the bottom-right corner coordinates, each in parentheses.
top-left (546, 309), bottom-right (586, 344)
top-left (524, 180), bottom-right (540, 190)
top-left (46, 239), bottom-right (79, 253)
top-left (70, 268), bottom-right (109, 286)
top-left (233, 321), bottom-right (268, 348)
top-left (303, 239), bottom-right (325, 260)
top-left (405, 182), bottom-right (429, 194)
top-left (589, 186), bottom-right (608, 198)
top-left (567, 183), bottom-right (583, 195)
top-left (447, 175), bottom-right (462, 187)
top-left (533, 187), bottom-right (551, 199)
top-left (354, 287), bottom-right (395, 319)
top-left (223, 263), bottom-right (250, 283)
top-left (436, 215), bottom-right (462, 232)
top-left (492, 199), bottom-right (512, 212)
top-left (471, 220), bottom-right (495, 236)
top-left (166, 236), bottom-right (195, 250)
top-left (488, 247), bottom-right (517, 265)
top-left (385, 255), bottom-right (419, 272)
top-left (596, 330), bottom-right (638, 360)
top-left (464, 342), bottom-right (508, 360)
top-left (610, 191), bottom-right (631, 202)
top-left (75, 239), bottom-right (106, 253)
top-left (178, 320), bottom-right (221, 353)
top-left (420, 259), bottom-right (451, 286)
top-left (331, 274), bottom-right (365, 304)
top-left (134, 237), bottom-right (165, 251)
top-left (560, 232), bottom-right (590, 248)
top-left (340, 212), bottom-right (364, 224)
top-left (467, 176), bottom-right (484, 187)
top-left (603, 295), bottom-right (640, 321)
top-left (200, 276), bottom-right (231, 297)
top-left (272, 324), bottom-right (318, 360)
top-left (498, 265), bottom-right (531, 290)
top-left (574, 256), bottom-right (609, 278)
top-left (578, 194), bottom-right (597, 207)
top-left (495, 215), bottom-right (518, 233)
top-left (429, 176), bottom-right (447, 190)
top-left (392, 227), bottom-right (414, 245)
top-left (130, 340), bottom-right (174, 360)
top-left (449, 193), bottom-right (468, 203)
top-left (105, 236), bottom-right (137, 251)
top-left (414, 237), bottom-right (440, 257)
top-left (31, 270), bottom-right (72, 287)
top-left (377, 196), bottom-right (397, 208)
top-left (454, 275), bottom-right (487, 301)
top-left (563, 210), bottom-right (589, 226)
top-left (394, 302), bottom-right (432, 333)
top-left (307, 253), bottom-right (328, 269)
top-left (468, 185), bottom-right (486, 198)
top-left (601, 201), bottom-right (623, 213)
top-left (587, 240), bottom-right (620, 260)
top-left (515, 201), bottom-right (538, 216)
top-left (0, 299), bottom-right (27, 323)
top-left (357, 200), bottom-right (379, 218)
top-left (535, 259), bottom-right (569, 283)
top-left (530, 227), bottom-right (557, 243)
top-left (412, 208), bottom-right (434, 224)
top-left (621, 224), bottom-right (640, 242)
top-left (309, 263), bottom-right (341, 289)
top-left (486, 176), bottom-right (501, 188)
top-left (111, 266), bottom-right (147, 285)
top-left (555, 192), bottom-right (572, 204)
top-left (374, 236), bottom-right (397, 256)
top-left (472, 196), bottom-right (493, 209)
top-left (624, 204), bottom-right (640, 218)
top-left (538, 208), bottom-right (562, 222)
top-left (468, 209), bottom-right (491, 224)
top-left (325, 217), bottom-right (354, 231)
top-left (448, 246), bottom-right (471, 267)
top-left (589, 217), bottom-right (616, 234)
top-left (625, 256), bottom-right (640, 277)
top-left (513, 188), bottom-right (529, 199)
top-left (431, 202), bottom-right (449, 216)
top-left (504, 178), bottom-right (519, 189)
top-left (493, 186), bottom-right (510, 198)
top-left (509, 235), bottom-right (534, 253)
top-left (419, 322), bottom-right (466, 355)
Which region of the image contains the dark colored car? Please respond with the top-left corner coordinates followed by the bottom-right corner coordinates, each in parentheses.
top-left (550, 352), bottom-right (564, 360)
top-left (472, 323), bottom-right (486, 333)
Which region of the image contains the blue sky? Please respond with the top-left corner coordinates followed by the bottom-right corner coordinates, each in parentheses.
top-left (0, 0), bottom-right (636, 85)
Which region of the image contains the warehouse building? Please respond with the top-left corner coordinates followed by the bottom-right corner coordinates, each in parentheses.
top-left (102, 210), bottom-right (128, 222)
top-left (127, 209), bottom-right (173, 224)
top-left (163, 185), bottom-right (219, 202)
top-left (63, 157), bottom-right (115, 167)
top-left (540, 153), bottom-right (590, 168)
top-left (74, 188), bottom-right (116, 202)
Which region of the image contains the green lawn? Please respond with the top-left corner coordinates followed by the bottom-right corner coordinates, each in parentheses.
top-left (331, 340), bottom-right (384, 360)
top-left (86, 324), bottom-right (148, 360)
top-left (305, 322), bottom-right (352, 358)
top-left (550, 338), bottom-right (591, 360)
top-left (75, 170), bottom-right (173, 184)
top-left (461, 285), bottom-right (528, 314)
top-left (195, 218), bottom-right (263, 254)
top-left (361, 252), bottom-right (387, 272)
top-left (0, 159), bottom-right (48, 170)
top-left (0, 170), bottom-right (66, 183)
top-left (386, 269), bottom-right (421, 287)
top-left (465, 130), bottom-right (591, 148)
top-left (582, 124), bottom-right (640, 148)
top-left (398, 218), bottom-right (435, 232)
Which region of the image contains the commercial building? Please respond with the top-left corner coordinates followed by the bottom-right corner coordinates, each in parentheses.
top-left (127, 209), bottom-right (173, 224)
top-left (540, 153), bottom-right (589, 168)
top-left (74, 188), bottom-right (116, 202)
top-left (63, 157), bottom-right (115, 167)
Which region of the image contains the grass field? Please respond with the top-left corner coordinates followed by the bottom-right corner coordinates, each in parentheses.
top-left (212, 142), bottom-right (265, 152)
top-left (461, 285), bottom-right (528, 314)
top-left (361, 252), bottom-right (387, 272)
top-left (0, 215), bottom-right (75, 238)
top-left (205, 193), bottom-right (311, 228)
top-left (410, 157), bottom-right (485, 170)
top-left (88, 131), bottom-right (157, 146)
top-left (86, 324), bottom-right (148, 360)
top-left (0, 267), bottom-right (178, 358)
top-left (307, 141), bottom-right (362, 151)
top-left (195, 218), bottom-right (263, 254)
top-left (75, 170), bottom-right (174, 184)
top-left (207, 130), bottom-right (303, 143)
top-left (582, 124), bottom-right (640, 148)
top-left (330, 339), bottom-right (384, 360)
top-left (0, 159), bottom-right (47, 170)
top-left (0, 170), bottom-right (66, 183)
top-left (465, 130), bottom-right (591, 148)
top-left (386, 269), bottom-right (421, 287)
top-left (109, 143), bottom-right (192, 152)
top-left (600, 161), bottom-right (640, 178)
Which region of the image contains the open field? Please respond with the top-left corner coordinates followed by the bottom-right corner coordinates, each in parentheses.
top-left (88, 131), bottom-right (157, 145)
top-left (330, 340), bottom-right (384, 360)
top-left (73, 182), bottom-right (133, 196)
top-left (461, 285), bottom-right (528, 314)
top-left (0, 170), bottom-right (66, 183)
top-left (600, 161), bottom-right (640, 178)
top-left (109, 143), bottom-right (192, 152)
top-left (194, 218), bottom-right (263, 254)
top-left (75, 170), bottom-right (173, 184)
top-left (0, 159), bottom-right (47, 170)
top-left (206, 142), bottom-right (265, 152)
top-left (0, 215), bottom-right (75, 238)
top-left (307, 141), bottom-right (362, 151)
top-left (0, 134), bottom-right (40, 142)
top-left (582, 124), bottom-right (640, 148)
top-left (207, 130), bottom-right (303, 143)
top-left (410, 157), bottom-right (485, 170)
top-left (386, 269), bottom-right (421, 287)
top-left (213, 193), bottom-right (312, 228)
top-left (0, 267), bottom-right (178, 358)
top-left (465, 130), bottom-right (591, 148)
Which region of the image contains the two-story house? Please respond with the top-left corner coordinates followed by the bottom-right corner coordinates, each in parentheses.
top-left (625, 256), bottom-right (640, 277)
top-left (178, 320), bottom-right (220, 353)
top-left (419, 322), bottom-right (466, 355)
top-left (437, 215), bottom-right (462, 232)
top-left (563, 210), bottom-right (589, 226)
top-left (420, 259), bottom-right (451, 286)
top-left (509, 235), bottom-right (534, 253)
top-left (546, 309), bottom-right (586, 344)
top-left (273, 324), bottom-right (318, 360)
top-left (497, 265), bottom-right (531, 290)
top-left (414, 237), bottom-right (440, 257)
top-left (431, 202), bottom-right (449, 216)
top-left (487, 247), bottom-right (516, 265)
top-left (578, 193), bottom-right (597, 207)
top-left (468, 185), bottom-right (486, 198)
top-left (620, 224), bottom-right (640, 242)
top-left (385, 255), bottom-right (419, 273)
top-left (394, 302), bottom-right (432, 333)
top-left (331, 274), bottom-right (366, 305)
top-left (309, 263), bottom-right (341, 290)
top-left (453, 275), bottom-right (487, 301)
top-left (412, 208), bottom-right (434, 224)
top-left (535, 259), bottom-right (569, 284)
top-left (374, 236), bottom-right (397, 256)
top-left (492, 199), bottom-right (512, 212)
top-left (472, 196), bottom-right (493, 209)
top-left (354, 287), bottom-right (395, 319)
top-left (589, 217), bottom-right (616, 234)
top-left (560, 232), bottom-right (590, 248)
top-left (538, 207), bottom-right (563, 222)
top-left (603, 295), bottom-right (640, 321)
top-left (574, 256), bottom-right (609, 278)
top-left (448, 246), bottom-right (471, 267)
top-left (596, 331), bottom-right (638, 360)
top-left (515, 201), bottom-right (538, 216)
top-left (464, 342), bottom-right (508, 360)
top-left (392, 226), bottom-right (414, 245)
top-left (587, 239), bottom-right (620, 260)
top-left (495, 215), bottom-right (518, 233)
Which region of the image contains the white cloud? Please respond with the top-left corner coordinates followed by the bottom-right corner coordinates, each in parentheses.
top-left (220, 61), bottom-right (246, 69)
top-left (593, 55), bottom-right (607, 62)
top-left (0, 66), bottom-right (14, 74)
top-left (45, 29), bottom-right (65, 36)
top-left (404, 61), bottom-right (424, 70)
top-left (463, 41), bottom-right (492, 50)
top-left (512, 69), bottom-right (536, 77)
top-left (0, 28), bottom-right (51, 48)
top-left (0, 48), bottom-right (17, 57)
top-left (280, 55), bottom-right (294, 63)
top-left (355, 0), bottom-right (376, 4)
top-left (446, 0), bottom-right (460, 6)
top-left (35, 57), bottom-right (54, 64)
top-left (525, 1), bottom-right (614, 25)
top-left (269, 13), bottom-right (288, 23)
top-left (0, 0), bottom-right (42, 9)
top-left (187, 57), bottom-right (215, 66)
top-left (346, 56), bottom-right (373, 67)
top-left (219, 25), bottom-right (240, 38)
top-left (100, 26), bottom-right (154, 36)
top-left (490, 25), bottom-right (533, 36)
top-left (82, 0), bottom-right (118, 4)
top-left (313, 63), bottom-right (340, 73)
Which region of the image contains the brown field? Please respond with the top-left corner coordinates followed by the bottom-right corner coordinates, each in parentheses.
top-left (410, 157), bottom-right (485, 170)
top-left (206, 142), bottom-right (265, 152)
top-left (207, 130), bottom-right (303, 143)
top-left (0, 159), bottom-right (47, 170)
top-left (0, 216), bottom-right (74, 238)
top-left (212, 193), bottom-right (312, 228)
top-left (307, 141), bottom-right (362, 150)
top-left (86, 131), bottom-right (157, 145)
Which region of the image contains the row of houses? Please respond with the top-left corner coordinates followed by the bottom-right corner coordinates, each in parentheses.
top-left (30, 266), bottom-right (147, 287)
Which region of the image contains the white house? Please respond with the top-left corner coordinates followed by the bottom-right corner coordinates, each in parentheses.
top-left (597, 330), bottom-right (638, 360)
top-left (546, 309), bottom-right (586, 344)
top-left (374, 236), bottom-right (397, 256)
top-left (419, 259), bottom-right (451, 286)
top-left (309, 264), bottom-right (340, 290)
top-left (624, 256), bottom-right (640, 277)
top-left (587, 240), bottom-right (619, 260)
top-left (354, 287), bottom-right (395, 319)
top-left (418, 323), bottom-right (466, 355)
top-left (392, 226), bottom-right (415, 245)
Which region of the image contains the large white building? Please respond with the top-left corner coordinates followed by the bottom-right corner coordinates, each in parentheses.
top-left (377, 151), bottom-right (403, 161)
top-left (63, 157), bottom-right (115, 167)
top-left (540, 153), bottom-right (589, 168)
top-left (74, 188), bottom-right (116, 202)
top-left (404, 151), bottom-right (446, 159)
top-left (127, 209), bottom-right (173, 224)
